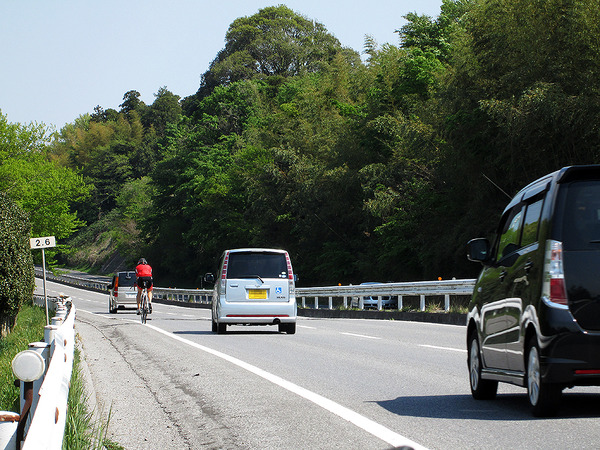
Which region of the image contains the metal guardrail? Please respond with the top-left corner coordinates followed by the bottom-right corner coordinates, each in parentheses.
top-left (35, 267), bottom-right (475, 312)
top-left (297, 279), bottom-right (476, 311)
top-left (2, 296), bottom-right (75, 450)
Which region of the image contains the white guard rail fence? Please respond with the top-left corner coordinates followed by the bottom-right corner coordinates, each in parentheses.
top-left (35, 267), bottom-right (475, 312)
top-left (297, 279), bottom-right (476, 311)
top-left (1, 296), bottom-right (75, 450)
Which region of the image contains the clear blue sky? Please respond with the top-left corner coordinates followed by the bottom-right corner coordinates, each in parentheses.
top-left (1, 1), bottom-right (442, 130)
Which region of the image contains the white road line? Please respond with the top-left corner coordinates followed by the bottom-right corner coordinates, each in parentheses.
top-left (138, 321), bottom-right (427, 450)
top-left (340, 332), bottom-right (381, 340)
top-left (298, 325), bottom-right (316, 329)
top-left (419, 344), bottom-right (466, 353)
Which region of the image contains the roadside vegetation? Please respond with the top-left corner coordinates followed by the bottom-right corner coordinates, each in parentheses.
top-left (2, 0), bottom-right (600, 289)
top-left (0, 301), bottom-right (45, 411)
top-left (63, 346), bottom-right (122, 450)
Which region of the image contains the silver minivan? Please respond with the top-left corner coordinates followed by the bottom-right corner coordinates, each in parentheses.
top-left (210, 248), bottom-right (297, 334)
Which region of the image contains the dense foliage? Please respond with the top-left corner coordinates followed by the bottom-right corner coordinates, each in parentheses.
top-left (0, 193), bottom-right (34, 335)
top-left (31, 0), bottom-right (600, 286)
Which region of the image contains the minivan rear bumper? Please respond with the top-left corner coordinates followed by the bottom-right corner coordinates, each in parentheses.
top-left (217, 300), bottom-right (297, 324)
top-left (542, 330), bottom-right (600, 386)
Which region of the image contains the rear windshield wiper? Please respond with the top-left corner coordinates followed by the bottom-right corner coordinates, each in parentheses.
top-left (237, 274), bottom-right (265, 283)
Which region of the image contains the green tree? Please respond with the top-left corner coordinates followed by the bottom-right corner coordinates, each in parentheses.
top-left (0, 112), bottom-right (90, 239)
top-left (188, 5), bottom-right (355, 105)
top-left (0, 192), bottom-right (34, 336)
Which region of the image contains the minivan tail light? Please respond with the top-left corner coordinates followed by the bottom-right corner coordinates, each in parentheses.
top-left (285, 252), bottom-right (295, 294)
top-left (114, 278), bottom-right (119, 298)
top-left (220, 251), bottom-right (230, 294)
top-left (544, 240), bottom-right (568, 306)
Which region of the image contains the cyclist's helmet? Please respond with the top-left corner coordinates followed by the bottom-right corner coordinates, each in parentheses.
top-left (138, 258), bottom-right (148, 265)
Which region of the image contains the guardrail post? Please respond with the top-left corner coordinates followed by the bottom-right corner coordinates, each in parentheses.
top-left (301, 297), bottom-right (306, 308)
top-left (26, 343), bottom-right (50, 421)
top-left (314, 297), bottom-right (318, 309)
top-left (398, 295), bottom-right (403, 310)
top-left (328, 297), bottom-right (333, 309)
top-left (420, 295), bottom-right (426, 311)
top-left (444, 294), bottom-right (450, 312)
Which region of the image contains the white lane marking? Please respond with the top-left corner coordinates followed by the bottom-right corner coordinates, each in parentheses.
top-left (419, 344), bottom-right (466, 353)
top-left (341, 332), bottom-right (381, 340)
top-left (298, 325), bottom-right (316, 329)
top-left (125, 320), bottom-right (427, 450)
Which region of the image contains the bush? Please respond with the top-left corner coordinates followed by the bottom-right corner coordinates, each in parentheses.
top-left (0, 192), bottom-right (34, 336)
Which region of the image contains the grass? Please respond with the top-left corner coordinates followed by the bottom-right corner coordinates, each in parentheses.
top-left (63, 346), bottom-right (123, 450)
top-left (0, 301), bottom-right (47, 412)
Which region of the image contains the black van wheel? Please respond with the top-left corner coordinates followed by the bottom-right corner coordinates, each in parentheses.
top-left (468, 332), bottom-right (498, 400)
top-left (526, 337), bottom-right (561, 417)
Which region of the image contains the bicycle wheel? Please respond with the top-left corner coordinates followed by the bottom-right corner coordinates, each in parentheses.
top-left (141, 290), bottom-right (148, 324)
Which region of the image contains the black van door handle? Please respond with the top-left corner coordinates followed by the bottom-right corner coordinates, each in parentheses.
top-left (499, 271), bottom-right (507, 282)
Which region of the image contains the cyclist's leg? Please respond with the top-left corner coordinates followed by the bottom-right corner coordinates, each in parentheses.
top-left (148, 280), bottom-right (153, 313)
top-left (136, 280), bottom-right (142, 314)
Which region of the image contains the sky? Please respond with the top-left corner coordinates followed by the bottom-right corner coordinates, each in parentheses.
top-left (1, 1), bottom-right (442, 130)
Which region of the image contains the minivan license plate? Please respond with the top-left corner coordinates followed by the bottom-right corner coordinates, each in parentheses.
top-left (248, 289), bottom-right (267, 299)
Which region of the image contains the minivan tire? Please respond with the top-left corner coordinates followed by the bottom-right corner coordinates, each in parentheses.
top-left (468, 332), bottom-right (498, 400)
top-left (279, 323), bottom-right (296, 334)
top-left (526, 337), bottom-right (561, 417)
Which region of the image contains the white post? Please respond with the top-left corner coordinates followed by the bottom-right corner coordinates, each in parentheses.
top-left (420, 294), bottom-right (426, 311)
top-left (445, 294), bottom-right (450, 312)
top-left (42, 249), bottom-right (49, 326)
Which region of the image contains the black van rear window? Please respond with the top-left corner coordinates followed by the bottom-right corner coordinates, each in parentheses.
top-left (227, 252), bottom-right (288, 279)
top-left (560, 181), bottom-right (600, 250)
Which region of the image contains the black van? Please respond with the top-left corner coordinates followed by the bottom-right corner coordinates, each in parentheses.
top-left (466, 165), bottom-right (600, 416)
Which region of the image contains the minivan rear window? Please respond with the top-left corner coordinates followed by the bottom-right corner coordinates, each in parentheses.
top-left (560, 181), bottom-right (600, 250)
top-left (118, 272), bottom-right (136, 286)
top-left (227, 252), bottom-right (288, 279)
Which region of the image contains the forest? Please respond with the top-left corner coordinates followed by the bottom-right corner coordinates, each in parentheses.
top-left (3, 0), bottom-right (600, 287)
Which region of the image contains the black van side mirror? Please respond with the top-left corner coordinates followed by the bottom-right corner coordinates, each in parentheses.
top-left (467, 238), bottom-right (491, 263)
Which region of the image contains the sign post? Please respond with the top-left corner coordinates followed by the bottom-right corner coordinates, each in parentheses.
top-left (29, 236), bottom-right (56, 325)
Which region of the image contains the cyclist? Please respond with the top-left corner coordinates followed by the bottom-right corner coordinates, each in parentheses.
top-left (135, 258), bottom-right (153, 315)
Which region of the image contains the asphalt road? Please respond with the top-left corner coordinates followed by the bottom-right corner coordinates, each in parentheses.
top-left (36, 279), bottom-right (600, 449)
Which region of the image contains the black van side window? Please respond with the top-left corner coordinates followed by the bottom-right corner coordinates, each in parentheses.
top-left (521, 198), bottom-right (544, 247)
top-left (497, 206), bottom-right (523, 261)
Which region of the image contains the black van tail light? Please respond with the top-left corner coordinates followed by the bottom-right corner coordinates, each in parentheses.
top-left (575, 369), bottom-right (600, 375)
top-left (543, 240), bottom-right (568, 306)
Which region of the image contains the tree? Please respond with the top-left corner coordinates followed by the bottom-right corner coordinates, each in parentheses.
top-left (0, 192), bottom-right (34, 336)
top-left (190, 5), bottom-right (355, 102)
top-left (0, 112), bottom-right (90, 239)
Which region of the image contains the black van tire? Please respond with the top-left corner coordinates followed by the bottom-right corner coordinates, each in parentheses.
top-left (468, 332), bottom-right (498, 400)
top-left (526, 337), bottom-right (561, 417)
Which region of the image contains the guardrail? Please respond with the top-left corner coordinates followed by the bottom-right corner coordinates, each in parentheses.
top-left (297, 279), bottom-right (475, 311)
top-left (2, 296), bottom-right (75, 450)
top-left (35, 267), bottom-right (475, 312)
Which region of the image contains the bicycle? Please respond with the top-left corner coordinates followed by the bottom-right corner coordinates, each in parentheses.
top-left (140, 287), bottom-right (149, 324)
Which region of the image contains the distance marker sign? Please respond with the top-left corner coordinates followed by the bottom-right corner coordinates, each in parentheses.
top-left (30, 236), bottom-right (56, 249)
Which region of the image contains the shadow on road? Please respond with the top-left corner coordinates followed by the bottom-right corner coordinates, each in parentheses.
top-left (375, 392), bottom-right (600, 420)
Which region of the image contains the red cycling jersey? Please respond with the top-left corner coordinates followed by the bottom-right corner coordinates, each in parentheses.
top-left (136, 263), bottom-right (152, 278)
